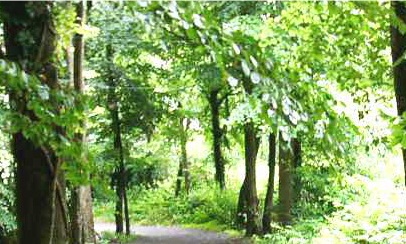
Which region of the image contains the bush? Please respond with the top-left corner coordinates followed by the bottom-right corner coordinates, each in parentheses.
top-left (121, 182), bottom-right (239, 230)
top-left (255, 219), bottom-right (324, 244)
top-left (313, 179), bottom-right (406, 244)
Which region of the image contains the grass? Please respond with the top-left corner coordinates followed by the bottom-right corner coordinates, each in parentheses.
top-left (98, 231), bottom-right (137, 244)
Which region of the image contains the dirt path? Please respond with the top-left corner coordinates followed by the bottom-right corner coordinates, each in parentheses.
top-left (95, 223), bottom-right (251, 244)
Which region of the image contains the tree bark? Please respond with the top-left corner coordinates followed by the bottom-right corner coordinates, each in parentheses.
top-left (70, 1), bottom-right (96, 243)
top-left (1, 2), bottom-right (68, 243)
top-left (175, 159), bottom-right (184, 197)
top-left (278, 136), bottom-right (293, 225)
top-left (175, 117), bottom-right (190, 196)
top-left (236, 178), bottom-right (247, 228)
top-left (391, 1), bottom-right (406, 186)
top-left (70, 187), bottom-right (95, 243)
top-left (123, 183), bottom-right (130, 235)
top-left (262, 133), bottom-right (276, 233)
top-left (182, 119), bottom-right (191, 195)
top-left (106, 44), bottom-right (128, 234)
top-left (292, 138), bottom-right (302, 205)
top-left (243, 122), bottom-right (261, 236)
top-left (111, 98), bottom-right (125, 234)
top-left (237, 78), bottom-right (261, 236)
top-left (208, 89), bottom-right (226, 190)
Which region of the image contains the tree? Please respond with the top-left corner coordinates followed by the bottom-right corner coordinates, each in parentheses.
top-left (175, 114), bottom-right (191, 196)
top-left (208, 88), bottom-right (227, 190)
top-left (240, 79), bottom-right (262, 235)
top-left (1, 2), bottom-right (68, 243)
top-left (391, 1), bottom-right (406, 186)
top-left (70, 1), bottom-right (96, 243)
top-left (292, 138), bottom-right (302, 204)
top-left (87, 2), bottom-right (161, 234)
top-left (104, 44), bottom-right (130, 235)
top-left (262, 133), bottom-right (276, 233)
top-left (278, 137), bottom-right (294, 225)
top-left (196, 63), bottom-right (229, 190)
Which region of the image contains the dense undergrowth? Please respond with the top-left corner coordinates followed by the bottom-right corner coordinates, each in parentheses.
top-left (95, 183), bottom-right (239, 232)
top-left (94, 148), bottom-right (406, 243)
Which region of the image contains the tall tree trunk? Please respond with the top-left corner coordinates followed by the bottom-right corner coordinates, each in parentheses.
top-left (123, 183), bottom-right (130, 235)
top-left (71, 1), bottom-right (96, 244)
top-left (70, 1), bottom-right (96, 243)
top-left (70, 187), bottom-right (95, 243)
top-left (1, 2), bottom-right (68, 243)
top-left (114, 176), bottom-right (124, 234)
top-left (236, 178), bottom-right (247, 228)
top-left (262, 133), bottom-right (276, 234)
top-left (292, 138), bottom-right (302, 205)
top-left (391, 1), bottom-right (406, 186)
top-left (278, 136), bottom-right (293, 225)
top-left (114, 103), bottom-right (127, 235)
top-left (123, 161), bottom-right (130, 235)
top-left (182, 120), bottom-right (191, 195)
top-left (111, 103), bottom-right (125, 234)
top-left (237, 78), bottom-right (261, 236)
top-left (175, 117), bottom-right (190, 196)
top-left (208, 89), bottom-right (226, 190)
top-left (175, 159), bottom-right (184, 197)
top-left (106, 44), bottom-right (128, 234)
top-left (243, 122), bottom-right (261, 236)
top-left (236, 134), bottom-right (261, 229)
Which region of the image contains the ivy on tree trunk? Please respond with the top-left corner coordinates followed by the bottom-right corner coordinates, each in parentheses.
top-left (1, 2), bottom-right (69, 243)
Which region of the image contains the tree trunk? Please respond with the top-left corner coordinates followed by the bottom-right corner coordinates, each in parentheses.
top-left (111, 105), bottom-right (125, 234)
top-left (292, 138), bottom-right (302, 205)
top-left (209, 89), bottom-right (226, 190)
top-left (242, 122), bottom-right (261, 236)
top-left (113, 101), bottom-right (126, 235)
top-left (114, 176), bottom-right (124, 234)
top-left (123, 183), bottom-right (130, 235)
top-left (70, 187), bottom-right (95, 243)
top-left (262, 133), bottom-right (276, 234)
top-left (106, 44), bottom-right (127, 234)
top-left (182, 120), bottom-right (191, 195)
top-left (175, 159), bottom-right (184, 197)
top-left (391, 1), bottom-right (406, 186)
top-left (2, 2), bottom-right (69, 243)
top-left (278, 136), bottom-right (293, 225)
top-left (236, 179), bottom-right (247, 228)
top-left (238, 78), bottom-right (261, 236)
top-left (236, 133), bottom-right (261, 229)
top-left (175, 117), bottom-right (190, 196)
top-left (70, 188), bottom-right (83, 244)
top-left (70, 1), bottom-right (96, 243)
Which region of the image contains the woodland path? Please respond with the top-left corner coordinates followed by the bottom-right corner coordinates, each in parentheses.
top-left (95, 223), bottom-right (251, 244)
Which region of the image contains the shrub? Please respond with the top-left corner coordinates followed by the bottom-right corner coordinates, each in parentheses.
top-left (313, 179), bottom-right (406, 244)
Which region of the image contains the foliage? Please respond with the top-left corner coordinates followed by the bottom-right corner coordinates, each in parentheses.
top-left (0, 0), bottom-right (404, 242)
top-left (0, 59), bottom-right (92, 186)
top-left (313, 179), bottom-right (406, 244)
top-left (95, 182), bottom-right (239, 230)
top-left (256, 149), bottom-right (405, 244)
top-left (98, 231), bottom-right (137, 244)
top-left (254, 219), bottom-right (324, 244)
top-left (0, 131), bottom-right (15, 236)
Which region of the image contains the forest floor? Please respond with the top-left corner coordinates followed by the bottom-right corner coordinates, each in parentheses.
top-left (95, 222), bottom-right (251, 244)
